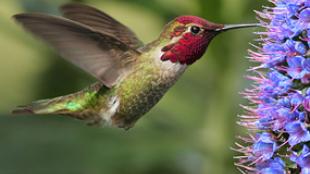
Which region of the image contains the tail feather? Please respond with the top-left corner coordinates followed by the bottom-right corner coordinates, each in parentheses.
top-left (12, 82), bottom-right (106, 116)
top-left (12, 105), bottom-right (34, 114)
top-left (12, 97), bottom-right (67, 115)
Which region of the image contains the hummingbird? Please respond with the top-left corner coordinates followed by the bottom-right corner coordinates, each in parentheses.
top-left (12, 3), bottom-right (258, 130)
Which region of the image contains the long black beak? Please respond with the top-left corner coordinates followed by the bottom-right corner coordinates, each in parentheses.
top-left (215, 23), bottom-right (261, 32)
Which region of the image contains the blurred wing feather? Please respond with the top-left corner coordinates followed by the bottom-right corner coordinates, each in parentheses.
top-left (14, 13), bottom-right (140, 87)
top-left (60, 3), bottom-right (144, 49)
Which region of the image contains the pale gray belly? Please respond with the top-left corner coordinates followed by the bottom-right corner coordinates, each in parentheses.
top-left (113, 79), bottom-right (177, 129)
top-left (112, 68), bottom-right (186, 129)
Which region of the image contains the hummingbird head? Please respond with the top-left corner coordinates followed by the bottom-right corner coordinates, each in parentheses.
top-left (160, 16), bottom-right (258, 65)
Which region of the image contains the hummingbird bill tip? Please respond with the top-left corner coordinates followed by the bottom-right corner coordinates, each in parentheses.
top-left (216, 23), bottom-right (261, 32)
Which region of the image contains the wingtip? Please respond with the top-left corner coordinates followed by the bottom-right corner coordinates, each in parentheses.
top-left (12, 13), bottom-right (31, 24)
top-left (12, 13), bottom-right (25, 20)
top-left (12, 13), bottom-right (42, 22)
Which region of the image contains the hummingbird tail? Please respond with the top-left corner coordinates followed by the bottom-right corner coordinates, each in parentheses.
top-left (12, 83), bottom-right (107, 116)
top-left (12, 96), bottom-right (73, 115)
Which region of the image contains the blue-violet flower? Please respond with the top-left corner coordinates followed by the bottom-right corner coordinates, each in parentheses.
top-left (235, 0), bottom-right (310, 173)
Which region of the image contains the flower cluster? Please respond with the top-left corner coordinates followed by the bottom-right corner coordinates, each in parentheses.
top-left (235, 0), bottom-right (310, 173)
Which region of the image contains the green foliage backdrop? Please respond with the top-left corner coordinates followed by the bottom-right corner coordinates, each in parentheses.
top-left (0, 0), bottom-right (263, 173)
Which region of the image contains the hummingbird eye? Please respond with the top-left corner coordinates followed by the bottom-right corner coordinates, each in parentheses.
top-left (190, 26), bottom-right (201, 34)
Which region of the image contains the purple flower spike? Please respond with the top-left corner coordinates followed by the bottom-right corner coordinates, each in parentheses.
top-left (235, 0), bottom-right (310, 173)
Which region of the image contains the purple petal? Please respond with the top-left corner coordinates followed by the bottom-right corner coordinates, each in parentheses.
top-left (303, 96), bottom-right (310, 112)
top-left (287, 56), bottom-right (306, 79)
top-left (300, 8), bottom-right (310, 23)
top-left (285, 121), bottom-right (310, 146)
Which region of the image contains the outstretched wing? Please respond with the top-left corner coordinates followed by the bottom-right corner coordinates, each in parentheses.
top-left (60, 3), bottom-right (144, 49)
top-left (14, 13), bottom-right (140, 88)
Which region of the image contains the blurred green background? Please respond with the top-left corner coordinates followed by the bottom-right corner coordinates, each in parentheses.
top-left (0, 0), bottom-right (263, 173)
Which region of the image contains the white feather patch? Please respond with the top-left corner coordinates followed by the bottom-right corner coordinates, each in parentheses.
top-left (99, 96), bottom-right (120, 126)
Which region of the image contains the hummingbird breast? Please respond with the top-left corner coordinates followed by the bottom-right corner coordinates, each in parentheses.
top-left (110, 47), bottom-right (187, 129)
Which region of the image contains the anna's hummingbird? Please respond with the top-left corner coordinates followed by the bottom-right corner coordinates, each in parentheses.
top-left (12, 3), bottom-right (258, 129)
